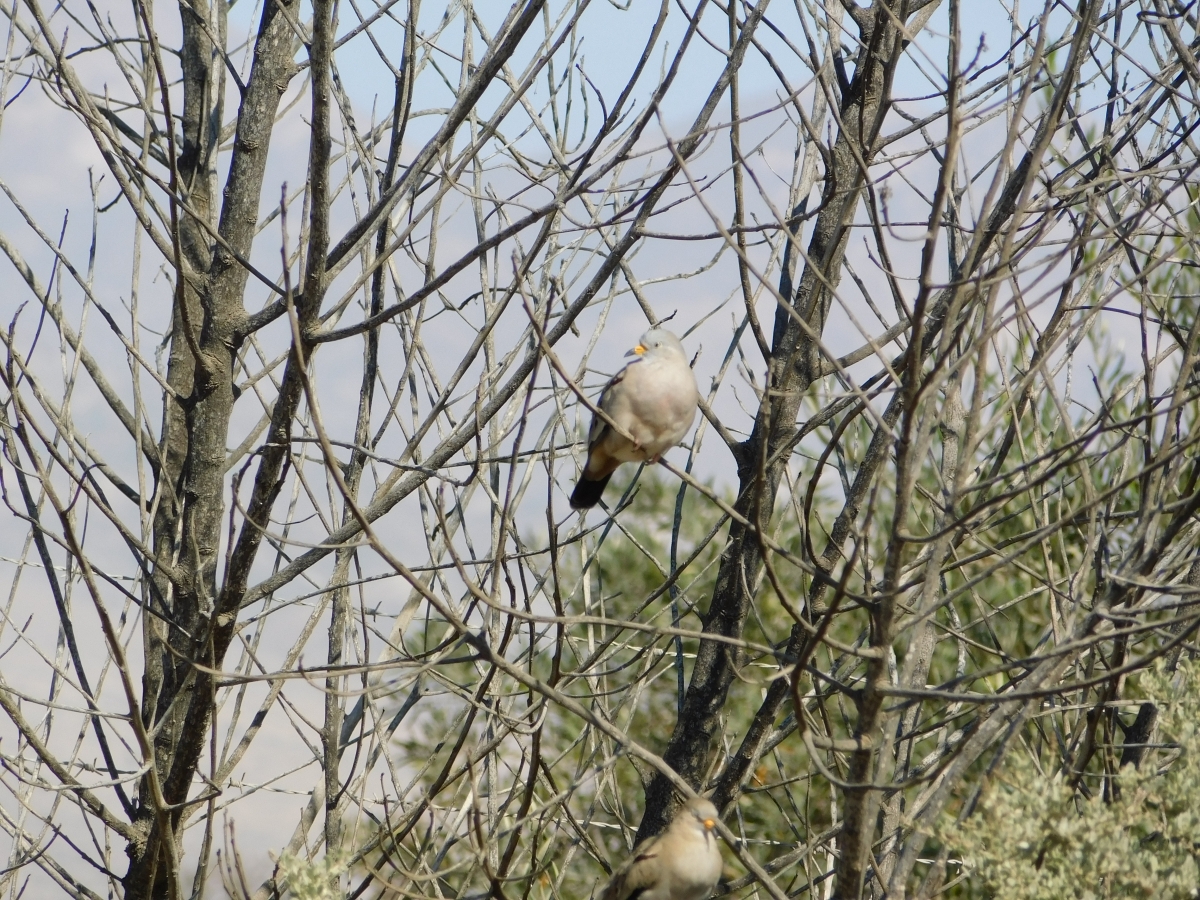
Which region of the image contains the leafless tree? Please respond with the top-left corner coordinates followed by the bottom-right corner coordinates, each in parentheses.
top-left (1, 0), bottom-right (1198, 897)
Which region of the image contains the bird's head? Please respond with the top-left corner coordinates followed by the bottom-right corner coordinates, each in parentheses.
top-left (626, 328), bottom-right (685, 358)
top-left (681, 797), bottom-right (720, 833)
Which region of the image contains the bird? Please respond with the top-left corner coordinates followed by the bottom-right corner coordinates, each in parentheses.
top-left (570, 328), bottom-right (699, 510)
top-left (598, 797), bottom-right (724, 900)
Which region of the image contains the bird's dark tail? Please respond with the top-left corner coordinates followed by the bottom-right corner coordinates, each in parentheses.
top-left (570, 474), bottom-right (612, 510)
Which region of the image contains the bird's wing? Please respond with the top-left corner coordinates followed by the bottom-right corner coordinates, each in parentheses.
top-left (582, 363), bottom-right (642, 481)
top-left (600, 840), bottom-right (662, 900)
top-left (587, 363), bottom-right (630, 446)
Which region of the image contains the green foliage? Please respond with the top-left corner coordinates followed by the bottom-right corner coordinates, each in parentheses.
top-left (276, 849), bottom-right (349, 900)
top-left (942, 660), bottom-right (1200, 899)
top-left (588, 469), bottom-right (728, 623)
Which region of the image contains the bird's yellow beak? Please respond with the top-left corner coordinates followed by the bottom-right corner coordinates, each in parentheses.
top-left (625, 344), bottom-right (647, 357)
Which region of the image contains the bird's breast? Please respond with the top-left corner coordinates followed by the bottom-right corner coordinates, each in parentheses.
top-left (662, 833), bottom-right (721, 898)
top-left (622, 361), bottom-right (698, 451)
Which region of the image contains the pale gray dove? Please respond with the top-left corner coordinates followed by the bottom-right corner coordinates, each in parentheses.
top-left (598, 797), bottom-right (724, 900)
top-left (570, 328), bottom-right (699, 510)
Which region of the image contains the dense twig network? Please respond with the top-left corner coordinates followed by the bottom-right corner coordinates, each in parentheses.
top-left (0, 0), bottom-right (1198, 898)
